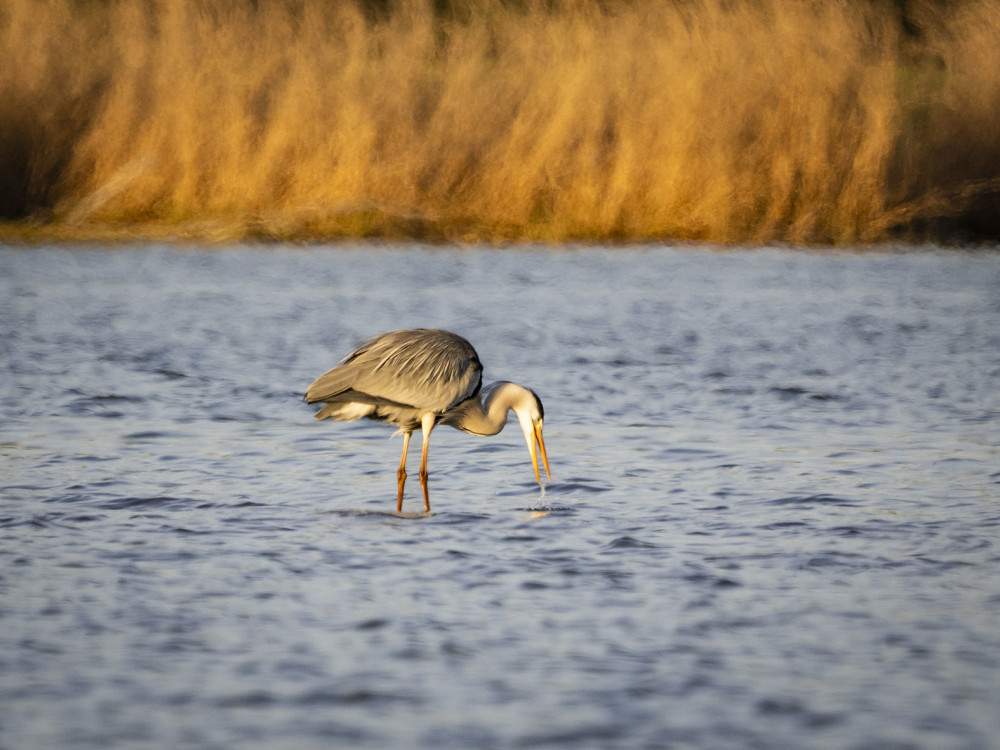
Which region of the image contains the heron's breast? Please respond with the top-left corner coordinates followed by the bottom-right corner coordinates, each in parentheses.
top-left (315, 402), bottom-right (376, 422)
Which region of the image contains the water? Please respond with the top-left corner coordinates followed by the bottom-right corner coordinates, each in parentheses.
top-left (2, 243), bottom-right (999, 750)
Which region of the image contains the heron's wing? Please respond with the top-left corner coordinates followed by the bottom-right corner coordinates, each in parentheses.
top-left (305, 329), bottom-right (483, 413)
top-left (304, 331), bottom-right (405, 403)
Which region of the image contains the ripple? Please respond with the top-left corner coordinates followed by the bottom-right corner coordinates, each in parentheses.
top-left (322, 509), bottom-right (437, 520)
top-left (122, 430), bottom-right (192, 442)
top-left (214, 691), bottom-right (276, 708)
top-left (100, 496), bottom-right (199, 510)
top-left (511, 505), bottom-right (576, 514)
top-left (293, 688), bottom-right (419, 707)
top-left (550, 479), bottom-right (612, 494)
top-left (766, 494), bottom-right (859, 507)
top-left (606, 535), bottom-right (660, 549)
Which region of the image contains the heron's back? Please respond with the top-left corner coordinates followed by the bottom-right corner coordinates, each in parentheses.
top-left (305, 329), bottom-right (483, 426)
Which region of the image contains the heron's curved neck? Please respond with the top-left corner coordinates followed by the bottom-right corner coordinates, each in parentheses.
top-left (447, 381), bottom-right (527, 436)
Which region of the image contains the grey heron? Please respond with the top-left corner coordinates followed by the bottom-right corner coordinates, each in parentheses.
top-left (305, 329), bottom-right (550, 512)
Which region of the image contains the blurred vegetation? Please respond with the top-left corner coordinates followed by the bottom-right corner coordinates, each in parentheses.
top-left (1, 0), bottom-right (998, 244)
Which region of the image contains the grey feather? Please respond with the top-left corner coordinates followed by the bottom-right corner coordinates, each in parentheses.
top-left (305, 329), bottom-right (483, 430)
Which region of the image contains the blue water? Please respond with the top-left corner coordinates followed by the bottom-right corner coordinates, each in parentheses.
top-left (2, 243), bottom-right (999, 749)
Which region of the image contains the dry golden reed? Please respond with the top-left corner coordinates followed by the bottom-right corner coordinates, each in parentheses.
top-left (1, 0), bottom-right (999, 244)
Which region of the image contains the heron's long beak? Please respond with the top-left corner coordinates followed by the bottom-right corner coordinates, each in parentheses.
top-left (527, 420), bottom-right (551, 485)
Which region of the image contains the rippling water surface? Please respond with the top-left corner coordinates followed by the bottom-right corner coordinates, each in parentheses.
top-left (2, 244), bottom-right (999, 749)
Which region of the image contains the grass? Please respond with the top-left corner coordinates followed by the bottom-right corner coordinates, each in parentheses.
top-left (2, 0), bottom-right (999, 245)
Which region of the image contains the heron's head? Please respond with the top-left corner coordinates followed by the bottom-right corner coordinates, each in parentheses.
top-left (512, 388), bottom-right (550, 485)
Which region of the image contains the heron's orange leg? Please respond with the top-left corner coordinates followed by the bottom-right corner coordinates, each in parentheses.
top-left (418, 449), bottom-right (430, 512)
top-left (419, 413), bottom-right (435, 513)
top-left (396, 431), bottom-right (411, 512)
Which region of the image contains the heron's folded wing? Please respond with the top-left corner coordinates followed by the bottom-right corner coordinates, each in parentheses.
top-left (304, 364), bottom-right (363, 403)
top-left (308, 329), bottom-right (481, 412)
top-left (364, 332), bottom-right (482, 412)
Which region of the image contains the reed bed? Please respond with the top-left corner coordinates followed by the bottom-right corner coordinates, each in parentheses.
top-left (1, 0), bottom-right (998, 244)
